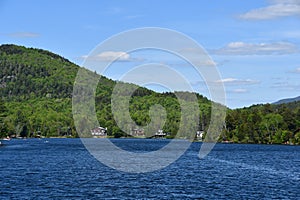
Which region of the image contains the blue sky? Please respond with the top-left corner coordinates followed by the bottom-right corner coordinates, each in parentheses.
top-left (1, 0), bottom-right (300, 108)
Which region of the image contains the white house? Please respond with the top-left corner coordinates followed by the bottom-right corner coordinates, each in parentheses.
top-left (91, 126), bottom-right (107, 137)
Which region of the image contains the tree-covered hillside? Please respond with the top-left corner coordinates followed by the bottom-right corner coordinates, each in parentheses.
top-left (0, 44), bottom-right (212, 139)
top-left (225, 102), bottom-right (300, 144)
top-left (0, 44), bottom-right (299, 144)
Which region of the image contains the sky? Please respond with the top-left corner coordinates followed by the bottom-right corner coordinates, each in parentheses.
top-left (0, 0), bottom-right (300, 108)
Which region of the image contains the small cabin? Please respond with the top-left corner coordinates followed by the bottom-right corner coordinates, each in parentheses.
top-left (156, 129), bottom-right (166, 136)
top-left (131, 128), bottom-right (145, 137)
top-left (154, 129), bottom-right (169, 137)
top-left (91, 126), bottom-right (107, 137)
top-left (196, 131), bottom-right (204, 140)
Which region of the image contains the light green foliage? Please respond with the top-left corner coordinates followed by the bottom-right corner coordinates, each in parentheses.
top-left (225, 103), bottom-right (300, 144)
top-left (1, 44), bottom-right (300, 144)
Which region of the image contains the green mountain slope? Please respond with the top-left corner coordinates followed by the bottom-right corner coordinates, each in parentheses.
top-left (0, 44), bottom-right (116, 99)
top-left (0, 44), bottom-right (212, 139)
top-left (1, 44), bottom-right (299, 144)
top-left (225, 102), bottom-right (300, 144)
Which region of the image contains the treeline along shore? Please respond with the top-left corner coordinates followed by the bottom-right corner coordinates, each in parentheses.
top-left (1, 44), bottom-right (300, 144)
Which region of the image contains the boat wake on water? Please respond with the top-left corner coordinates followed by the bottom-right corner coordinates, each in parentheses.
top-left (207, 157), bottom-right (300, 181)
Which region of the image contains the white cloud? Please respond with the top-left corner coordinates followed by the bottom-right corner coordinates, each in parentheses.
top-left (195, 60), bottom-right (217, 66)
top-left (8, 32), bottom-right (39, 38)
top-left (230, 89), bottom-right (248, 93)
top-left (82, 51), bottom-right (131, 62)
top-left (239, 1), bottom-right (300, 20)
top-left (212, 41), bottom-right (299, 55)
top-left (178, 48), bottom-right (217, 66)
top-left (216, 78), bottom-right (238, 83)
top-left (292, 67), bottom-right (300, 73)
top-left (287, 67), bottom-right (300, 73)
top-left (270, 0), bottom-right (300, 5)
top-left (97, 51), bottom-right (130, 61)
top-left (216, 78), bottom-right (260, 85)
top-left (271, 81), bottom-right (300, 91)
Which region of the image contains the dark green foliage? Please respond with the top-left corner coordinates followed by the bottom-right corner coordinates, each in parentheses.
top-left (1, 44), bottom-right (300, 144)
top-left (0, 44), bottom-right (212, 139)
top-left (0, 44), bottom-right (79, 99)
top-left (225, 102), bottom-right (300, 144)
top-left (0, 98), bottom-right (8, 137)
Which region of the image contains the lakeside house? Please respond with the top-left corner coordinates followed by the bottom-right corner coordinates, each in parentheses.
top-left (196, 131), bottom-right (204, 140)
top-left (130, 128), bottom-right (145, 137)
top-left (156, 129), bottom-right (166, 136)
top-left (91, 126), bottom-right (107, 137)
top-left (152, 129), bottom-right (170, 138)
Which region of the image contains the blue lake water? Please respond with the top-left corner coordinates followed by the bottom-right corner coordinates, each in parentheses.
top-left (0, 138), bottom-right (299, 199)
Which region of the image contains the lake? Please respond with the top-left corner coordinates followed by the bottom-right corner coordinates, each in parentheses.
top-left (0, 138), bottom-right (299, 199)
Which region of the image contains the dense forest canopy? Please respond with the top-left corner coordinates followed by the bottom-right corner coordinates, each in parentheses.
top-left (0, 44), bottom-right (300, 144)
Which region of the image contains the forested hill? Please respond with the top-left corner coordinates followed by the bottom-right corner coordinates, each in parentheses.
top-left (0, 44), bottom-right (77, 98)
top-left (273, 96), bottom-right (300, 105)
top-left (0, 44), bottom-right (211, 139)
top-left (0, 44), bottom-right (300, 144)
top-left (225, 101), bottom-right (300, 144)
top-left (0, 44), bottom-right (116, 99)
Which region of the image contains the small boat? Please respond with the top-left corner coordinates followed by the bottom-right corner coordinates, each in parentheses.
top-left (2, 136), bottom-right (11, 141)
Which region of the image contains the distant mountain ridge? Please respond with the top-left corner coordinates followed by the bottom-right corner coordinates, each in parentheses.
top-left (273, 96), bottom-right (300, 105)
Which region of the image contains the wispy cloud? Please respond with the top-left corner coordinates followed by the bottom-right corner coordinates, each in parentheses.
top-left (8, 32), bottom-right (40, 38)
top-left (82, 51), bottom-right (131, 62)
top-left (192, 78), bottom-right (260, 87)
top-left (229, 89), bottom-right (248, 93)
top-left (212, 41), bottom-right (299, 55)
top-left (97, 51), bottom-right (130, 61)
top-left (178, 48), bottom-right (217, 66)
top-left (239, 0), bottom-right (300, 20)
top-left (216, 78), bottom-right (260, 85)
top-left (289, 67), bottom-right (300, 73)
top-left (81, 51), bottom-right (145, 62)
top-left (271, 81), bottom-right (300, 91)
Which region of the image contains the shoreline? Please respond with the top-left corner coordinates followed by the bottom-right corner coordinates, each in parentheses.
top-left (2, 137), bottom-right (298, 146)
